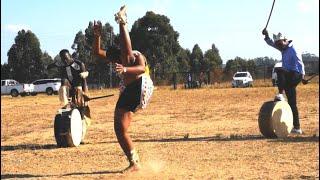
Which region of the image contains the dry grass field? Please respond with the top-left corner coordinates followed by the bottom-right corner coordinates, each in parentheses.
top-left (1, 81), bottom-right (319, 179)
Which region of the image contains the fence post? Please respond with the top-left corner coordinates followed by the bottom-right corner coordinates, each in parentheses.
top-left (173, 72), bottom-right (177, 90)
top-left (264, 64), bottom-right (266, 82)
top-left (109, 64), bottom-right (113, 88)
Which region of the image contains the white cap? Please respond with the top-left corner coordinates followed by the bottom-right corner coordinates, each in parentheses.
top-left (273, 32), bottom-right (286, 42)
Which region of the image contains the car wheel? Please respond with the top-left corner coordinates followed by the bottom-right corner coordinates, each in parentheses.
top-left (10, 89), bottom-right (19, 97)
top-left (46, 88), bottom-right (54, 95)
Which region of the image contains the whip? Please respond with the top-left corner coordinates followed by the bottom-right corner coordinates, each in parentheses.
top-left (265, 0), bottom-right (276, 29)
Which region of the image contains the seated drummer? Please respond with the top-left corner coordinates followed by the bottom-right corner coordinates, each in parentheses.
top-left (48, 49), bottom-right (91, 143)
top-left (59, 49), bottom-right (89, 108)
top-left (48, 49), bottom-right (90, 108)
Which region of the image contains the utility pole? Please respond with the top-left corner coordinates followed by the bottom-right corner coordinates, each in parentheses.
top-left (108, 30), bottom-right (113, 88)
top-left (264, 62), bottom-right (266, 82)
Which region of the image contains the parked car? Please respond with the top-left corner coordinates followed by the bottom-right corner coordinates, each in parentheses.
top-left (231, 71), bottom-right (253, 88)
top-left (1, 79), bottom-right (34, 97)
top-left (272, 61), bottom-right (282, 86)
top-left (31, 78), bottom-right (61, 95)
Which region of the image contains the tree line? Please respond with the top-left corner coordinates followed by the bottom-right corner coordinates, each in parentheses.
top-left (1, 11), bottom-right (318, 85)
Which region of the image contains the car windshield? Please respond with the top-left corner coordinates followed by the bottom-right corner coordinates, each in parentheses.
top-left (234, 73), bottom-right (247, 77)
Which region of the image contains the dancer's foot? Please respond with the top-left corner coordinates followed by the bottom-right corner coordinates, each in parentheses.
top-left (122, 149), bottom-right (141, 173)
top-left (115, 5), bottom-right (127, 24)
top-left (122, 162), bottom-right (141, 173)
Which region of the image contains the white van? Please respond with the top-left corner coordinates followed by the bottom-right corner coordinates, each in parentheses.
top-left (1, 79), bottom-right (34, 97)
top-left (272, 62), bottom-right (282, 86)
top-left (31, 78), bottom-right (61, 95)
top-left (231, 71), bottom-right (253, 88)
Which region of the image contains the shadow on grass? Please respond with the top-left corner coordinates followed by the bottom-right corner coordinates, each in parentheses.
top-left (133, 134), bottom-right (266, 143)
top-left (61, 169), bottom-right (123, 176)
top-left (1, 144), bottom-right (57, 151)
top-left (133, 134), bottom-right (319, 143)
top-left (1, 170), bottom-right (123, 179)
top-left (1, 174), bottom-right (44, 179)
top-left (269, 135), bottom-right (319, 143)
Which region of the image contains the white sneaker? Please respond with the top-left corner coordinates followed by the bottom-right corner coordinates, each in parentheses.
top-left (274, 94), bottom-right (286, 101)
top-left (291, 128), bottom-right (303, 134)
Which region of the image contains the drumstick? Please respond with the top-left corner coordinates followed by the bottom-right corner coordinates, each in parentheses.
top-left (84, 94), bottom-right (114, 101)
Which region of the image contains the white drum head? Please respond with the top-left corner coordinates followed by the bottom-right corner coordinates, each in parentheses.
top-left (271, 101), bottom-right (293, 138)
top-left (70, 109), bottom-right (83, 146)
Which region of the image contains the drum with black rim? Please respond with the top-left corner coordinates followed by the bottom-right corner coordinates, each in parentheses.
top-left (258, 100), bottom-right (293, 138)
top-left (54, 108), bottom-right (83, 147)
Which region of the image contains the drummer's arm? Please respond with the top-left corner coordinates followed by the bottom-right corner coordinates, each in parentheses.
top-left (80, 63), bottom-right (89, 94)
top-left (82, 78), bottom-right (89, 93)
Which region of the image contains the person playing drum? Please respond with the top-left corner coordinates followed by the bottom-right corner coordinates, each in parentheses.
top-left (92, 5), bottom-right (154, 172)
top-left (48, 49), bottom-right (91, 143)
top-left (262, 28), bottom-right (306, 135)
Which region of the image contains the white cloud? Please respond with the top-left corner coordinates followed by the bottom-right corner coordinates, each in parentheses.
top-left (4, 24), bottom-right (31, 33)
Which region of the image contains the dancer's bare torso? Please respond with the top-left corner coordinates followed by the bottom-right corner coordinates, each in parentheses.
top-left (121, 50), bottom-right (146, 86)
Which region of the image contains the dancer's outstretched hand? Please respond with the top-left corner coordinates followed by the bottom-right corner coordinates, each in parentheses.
top-left (262, 28), bottom-right (268, 36)
top-left (93, 20), bottom-right (102, 37)
top-left (115, 63), bottom-right (126, 74)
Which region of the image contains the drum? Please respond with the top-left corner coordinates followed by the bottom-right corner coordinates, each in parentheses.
top-left (258, 101), bottom-right (293, 138)
top-left (54, 108), bottom-right (83, 147)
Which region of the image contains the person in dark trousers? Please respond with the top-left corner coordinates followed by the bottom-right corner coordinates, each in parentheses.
top-left (187, 73), bottom-right (192, 88)
top-left (47, 49), bottom-right (91, 142)
top-left (262, 28), bottom-right (306, 134)
top-left (172, 73), bottom-right (177, 89)
top-left (92, 5), bottom-right (154, 173)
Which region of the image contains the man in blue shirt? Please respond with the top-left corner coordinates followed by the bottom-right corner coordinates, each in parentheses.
top-left (262, 28), bottom-right (306, 134)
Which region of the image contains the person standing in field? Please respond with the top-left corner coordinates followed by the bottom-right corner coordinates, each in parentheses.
top-left (92, 5), bottom-right (154, 172)
top-left (262, 28), bottom-right (306, 134)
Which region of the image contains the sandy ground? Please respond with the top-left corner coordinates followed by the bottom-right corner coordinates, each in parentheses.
top-left (1, 83), bottom-right (319, 179)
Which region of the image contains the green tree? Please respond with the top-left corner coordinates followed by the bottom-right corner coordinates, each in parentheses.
top-left (190, 44), bottom-right (203, 73)
top-left (41, 52), bottom-right (58, 78)
top-left (176, 48), bottom-right (190, 72)
top-left (72, 31), bottom-right (91, 64)
top-left (203, 43), bottom-right (222, 71)
top-left (1, 63), bottom-right (12, 79)
top-left (130, 11), bottom-right (180, 71)
top-left (224, 57), bottom-right (247, 76)
top-left (253, 56), bottom-right (277, 66)
top-left (247, 60), bottom-right (256, 76)
top-left (83, 21), bottom-right (117, 86)
top-left (7, 30), bottom-right (44, 82)
top-left (162, 55), bottom-right (179, 74)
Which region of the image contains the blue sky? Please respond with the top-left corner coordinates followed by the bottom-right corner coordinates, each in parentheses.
top-left (1, 0), bottom-right (319, 64)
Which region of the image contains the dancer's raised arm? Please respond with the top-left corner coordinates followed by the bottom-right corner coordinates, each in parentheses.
top-left (92, 21), bottom-right (107, 60)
